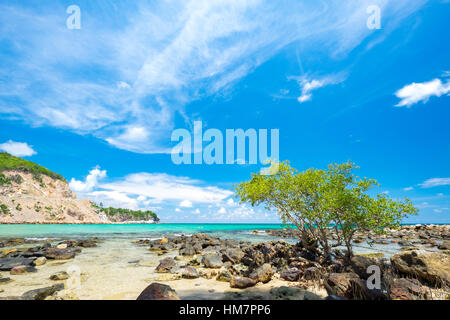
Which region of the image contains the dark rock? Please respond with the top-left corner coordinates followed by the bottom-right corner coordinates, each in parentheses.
top-left (324, 273), bottom-right (365, 299)
top-left (202, 254), bottom-right (223, 268)
top-left (389, 278), bottom-right (430, 300)
top-left (350, 255), bottom-right (381, 280)
top-left (222, 248), bottom-right (245, 264)
top-left (76, 239), bottom-right (97, 248)
top-left (303, 266), bottom-right (321, 280)
top-left (216, 269), bottom-right (232, 282)
top-left (280, 267), bottom-right (302, 281)
top-left (155, 257), bottom-right (176, 273)
top-left (230, 276), bottom-right (257, 289)
top-left (10, 265), bottom-right (37, 275)
top-left (249, 263), bottom-right (273, 283)
top-left (390, 251), bottom-right (450, 287)
top-left (0, 277), bottom-right (13, 284)
top-left (0, 257), bottom-right (35, 271)
top-left (22, 284), bottom-right (65, 300)
top-left (179, 244), bottom-right (196, 256)
top-left (136, 283), bottom-right (180, 300)
top-left (182, 266), bottom-right (199, 279)
top-left (44, 248), bottom-right (79, 260)
top-left (50, 271), bottom-right (69, 280)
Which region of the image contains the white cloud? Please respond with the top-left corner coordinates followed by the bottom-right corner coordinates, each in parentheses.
top-left (0, 140), bottom-right (36, 157)
top-left (297, 79), bottom-right (325, 103)
top-left (419, 178), bottom-right (450, 188)
top-left (226, 198), bottom-right (236, 206)
top-left (117, 81), bottom-right (131, 89)
top-left (71, 168), bottom-right (233, 212)
top-left (403, 187), bottom-right (414, 191)
top-left (194, 208), bottom-right (200, 214)
top-left (0, 1), bottom-right (428, 153)
top-left (180, 200), bottom-right (193, 208)
top-left (69, 167), bottom-right (107, 193)
top-left (395, 78), bottom-right (450, 107)
top-left (294, 74), bottom-right (345, 103)
top-left (218, 207), bottom-right (227, 214)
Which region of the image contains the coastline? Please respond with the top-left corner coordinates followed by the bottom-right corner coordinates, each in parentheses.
top-left (0, 224), bottom-right (449, 300)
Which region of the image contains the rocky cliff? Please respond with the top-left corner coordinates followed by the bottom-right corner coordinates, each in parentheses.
top-left (0, 170), bottom-right (109, 224)
top-left (0, 152), bottom-right (157, 224)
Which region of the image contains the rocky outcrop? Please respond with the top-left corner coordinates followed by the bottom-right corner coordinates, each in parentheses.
top-left (0, 171), bottom-right (107, 224)
top-left (389, 278), bottom-right (430, 300)
top-left (230, 276), bottom-right (257, 289)
top-left (136, 283), bottom-right (180, 300)
top-left (390, 251), bottom-right (450, 287)
top-left (249, 263), bottom-right (273, 283)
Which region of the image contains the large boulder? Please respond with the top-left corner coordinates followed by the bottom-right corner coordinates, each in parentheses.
top-left (230, 276), bottom-right (257, 289)
top-left (22, 284), bottom-right (65, 300)
top-left (350, 255), bottom-right (381, 280)
top-left (180, 244), bottom-right (196, 256)
top-left (44, 248), bottom-right (79, 260)
top-left (155, 257), bottom-right (176, 273)
top-left (249, 263), bottom-right (274, 283)
top-left (216, 269), bottom-right (232, 282)
top-left (280, 267), bottom-right (303, 281)
top-left (0, 257), bottom-right (35, 271)
top-left (390, 251), bottom-right (450, 287)
top-left (324, 273), bottom-right (368, 300)
top-left (10, 265), bottom-right (36, 275)
top-left (202, 254), bottom-right (223, 268)
top-left (389, 278), bottom-right (430, 300)
top-left (136, 283), bottom-right (180, 300)
top-left (182, 266), bottom-right (199, 279)
top-left (222, 248), bottom-right (245, 264)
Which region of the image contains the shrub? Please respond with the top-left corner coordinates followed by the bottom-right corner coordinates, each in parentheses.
top-left (235, 161), bottom-right (418, 259)
top-left (0, 204), bottom-right (10, 214)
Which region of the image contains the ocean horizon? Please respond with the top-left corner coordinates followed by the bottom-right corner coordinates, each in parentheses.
top-left (1, 222), bottom-right (448, 239)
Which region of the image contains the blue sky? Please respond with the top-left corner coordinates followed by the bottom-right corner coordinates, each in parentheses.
top-left (1, 0), bottom-right (449, 223)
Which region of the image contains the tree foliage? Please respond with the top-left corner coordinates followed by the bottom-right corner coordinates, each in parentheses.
top-left (235, 161), bottom-right (418, 258)
top-left (0, 152), bottom-right (65, 182)
top-left (91, 202), bottom-right (159, 221)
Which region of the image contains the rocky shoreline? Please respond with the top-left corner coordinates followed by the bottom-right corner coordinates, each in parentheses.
top-left (0, 225), bottom-right (449, 300)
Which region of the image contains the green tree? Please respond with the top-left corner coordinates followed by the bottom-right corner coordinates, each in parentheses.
top-left (235, 161), bottom-right (418, 259)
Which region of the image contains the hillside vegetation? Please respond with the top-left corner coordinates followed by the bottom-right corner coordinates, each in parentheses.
top-left (92, 202), bottom-right (159, 222)
top-left (0, 152), bottom-right (65, 184)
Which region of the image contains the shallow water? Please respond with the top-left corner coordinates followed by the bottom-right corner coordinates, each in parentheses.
top-left (0, 223), bottom-right (286, 239)
top-left (0, 224), bottom-right (440, 299)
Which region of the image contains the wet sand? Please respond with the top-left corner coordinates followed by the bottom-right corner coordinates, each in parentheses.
top-left (0, 238), bottom-right (326, 300)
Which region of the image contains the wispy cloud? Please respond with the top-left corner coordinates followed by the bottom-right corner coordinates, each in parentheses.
top-left (0, 140), bottom-right (36, 157)
top-left (293, 74), bottom-right (346, 103)
top-left (71, 168), bottom-right (233, 210)
top-left (419, 178), bottom-right (450, 188)
top-left (395, 78), bottom-right (450, 107)
top-left (0, 0), bottom-right (428, 153)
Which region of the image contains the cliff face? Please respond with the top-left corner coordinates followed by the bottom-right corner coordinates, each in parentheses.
top-left (0, 171), bottom-right (108, 224)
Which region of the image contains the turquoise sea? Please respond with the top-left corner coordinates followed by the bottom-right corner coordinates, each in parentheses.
top-left (0, 223), bottom-right (289, 242)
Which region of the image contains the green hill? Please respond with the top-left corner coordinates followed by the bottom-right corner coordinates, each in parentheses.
top-left (91, 202), bottom-right (159, 222)
top-left (0, 152), bottom-right (65, 184)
